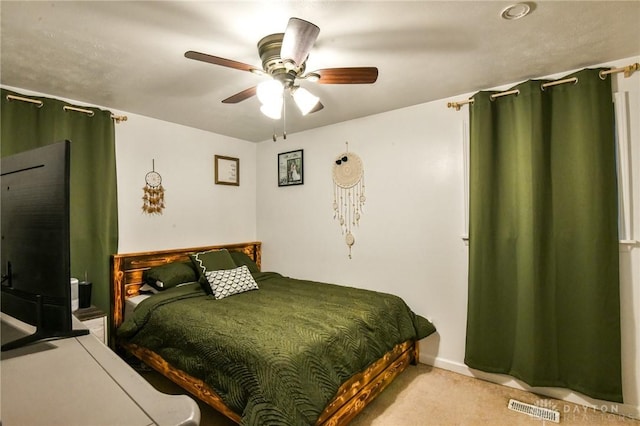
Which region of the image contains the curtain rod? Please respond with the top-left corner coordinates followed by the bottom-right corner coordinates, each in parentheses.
top-left (447, 62), bottom-right (639, 111)
top-left (5, 94), bottom-right (128, 123)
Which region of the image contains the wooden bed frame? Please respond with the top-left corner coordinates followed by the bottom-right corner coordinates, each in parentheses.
top-left (111, 241), bottom-right (419, 425)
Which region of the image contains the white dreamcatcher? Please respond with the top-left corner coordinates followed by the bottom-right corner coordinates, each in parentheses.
top-left (332, 143), bottom-right (366, 258)
top-left (142, 160), bottom-right (165, 215)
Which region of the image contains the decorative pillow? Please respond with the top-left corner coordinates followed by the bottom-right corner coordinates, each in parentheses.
top-left (229, 250), bottom-right (260, 273)
top-left (205, 265), bottom-right (259, 300)
top-left (190, 249), bottom-right (237, 292)
top-left (142, 261), bottom-right (197, 290)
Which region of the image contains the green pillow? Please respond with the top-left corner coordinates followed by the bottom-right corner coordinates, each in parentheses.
top-left (229, 250), bottom-right (260, 273)
top-left (189, 249), bottom-right (237, 292)
top-left (143, 261), bottom-right (197, 290)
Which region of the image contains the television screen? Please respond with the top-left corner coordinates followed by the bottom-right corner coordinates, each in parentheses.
top-left (1, 140), bottom-right (88, 351)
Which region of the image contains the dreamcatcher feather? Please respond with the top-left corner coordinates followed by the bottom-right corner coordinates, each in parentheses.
top-left (142, 161), bottom-right (165, 215)
top-left (332, 143), bottom-right (365, 258)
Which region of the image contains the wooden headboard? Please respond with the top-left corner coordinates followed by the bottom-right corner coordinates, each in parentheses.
top-left (110, 241), bottom-right (261, 344)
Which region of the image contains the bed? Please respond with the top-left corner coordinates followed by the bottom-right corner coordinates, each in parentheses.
top-left (111, 241), bottom-right (435, 425)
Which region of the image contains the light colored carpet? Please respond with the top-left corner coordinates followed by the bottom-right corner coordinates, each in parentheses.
top-left (140, 363), bottom-right (638, 425)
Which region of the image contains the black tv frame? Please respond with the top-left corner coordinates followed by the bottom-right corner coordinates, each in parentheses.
top-left (1, 140), bottom-right (88, 351)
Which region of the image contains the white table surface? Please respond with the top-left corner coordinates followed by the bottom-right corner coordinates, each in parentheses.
top-left (1, 314), bottom-right (200, 426)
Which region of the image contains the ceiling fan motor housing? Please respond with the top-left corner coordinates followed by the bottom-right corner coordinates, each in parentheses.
top-left (257, 33), bottom-right (305, 87)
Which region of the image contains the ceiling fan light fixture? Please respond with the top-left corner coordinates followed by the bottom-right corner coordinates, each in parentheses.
top-left (260, 101), bottom-right (283, 120)
top-left (292, 87), bottom-right (320, 116)
top-left (257, 79), bottom-right (284, 105)
top-left (280, 18), bottom-right (320, 67)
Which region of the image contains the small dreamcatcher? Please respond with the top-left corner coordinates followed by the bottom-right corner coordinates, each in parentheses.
top-left (142, 160), bottom-right (165, 215)
top-left (332, 142), bottom-right (366, 258)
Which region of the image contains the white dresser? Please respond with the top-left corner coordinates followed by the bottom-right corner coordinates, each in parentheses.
top-left (0, 314), bottom-right (200, 426)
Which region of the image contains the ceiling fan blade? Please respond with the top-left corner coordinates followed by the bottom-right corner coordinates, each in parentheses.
top-left (280, 18), bottom-right (320, 67)
top-left (185, 50), bottom-right (259, 73)
top-left (222, 86), bottom-right (257, 104)
top-left (312, 67), bottom-right (379, 84)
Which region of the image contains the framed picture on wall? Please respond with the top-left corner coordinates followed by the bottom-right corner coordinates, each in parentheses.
top-left (278, 149), bottom-right (303, 187)
top-left (214, 155), bottom-right (239, 186)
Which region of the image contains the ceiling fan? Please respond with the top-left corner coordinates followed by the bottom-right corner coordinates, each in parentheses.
top-left (185, 17), bottom-right (378, 121)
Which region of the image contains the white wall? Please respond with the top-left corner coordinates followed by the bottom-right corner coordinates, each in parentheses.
top-left (256, 98), bottom-right (470, 362)
top-left (256, 56), bottom-right (640, 418)
top-left (114, 113), bottom-right (257, 253)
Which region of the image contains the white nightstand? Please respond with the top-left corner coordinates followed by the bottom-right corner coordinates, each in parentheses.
top-left (74, 305), bottom-right (107, 345)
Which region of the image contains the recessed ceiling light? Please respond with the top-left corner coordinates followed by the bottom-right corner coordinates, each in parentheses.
top-left (501, 3), bottom-right (531, 20)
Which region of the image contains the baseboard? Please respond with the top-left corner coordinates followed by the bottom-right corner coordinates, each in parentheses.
top-left (420, 354), bottom-right (640, 420)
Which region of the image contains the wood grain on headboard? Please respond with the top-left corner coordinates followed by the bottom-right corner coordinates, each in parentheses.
top-left (110, 241), bottom-right (261, 344)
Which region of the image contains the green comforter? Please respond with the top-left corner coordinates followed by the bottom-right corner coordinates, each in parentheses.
top-left (118, 272), bottom-right (435, 425)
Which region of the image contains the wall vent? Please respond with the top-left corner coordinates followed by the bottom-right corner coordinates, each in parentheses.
top-left (508, 399), bottom-right (560, 423)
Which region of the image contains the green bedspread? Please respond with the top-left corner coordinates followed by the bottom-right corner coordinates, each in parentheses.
top-left (118, 272), bottom-right (435, 425)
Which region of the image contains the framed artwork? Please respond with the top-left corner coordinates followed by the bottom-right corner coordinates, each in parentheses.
top-left (278, 149), bottom-right (303, 187)
top-left (214, 155), bottom-right (239, 186)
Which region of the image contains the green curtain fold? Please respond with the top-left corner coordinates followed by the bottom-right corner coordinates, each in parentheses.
top-left (465, 69), bottom-right (623, 402)
top-left (1, 88), bottom-right (118, 319)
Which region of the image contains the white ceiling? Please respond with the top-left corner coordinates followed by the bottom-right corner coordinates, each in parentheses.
top-left (1, 1), bottom-right (639, 142)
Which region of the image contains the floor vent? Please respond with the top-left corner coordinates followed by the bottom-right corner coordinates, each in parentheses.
top-left (508, 399), bottom-right (560, 423)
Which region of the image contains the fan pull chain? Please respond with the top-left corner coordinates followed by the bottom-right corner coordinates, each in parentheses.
top-left (283, 99), bottom-right (287, 140)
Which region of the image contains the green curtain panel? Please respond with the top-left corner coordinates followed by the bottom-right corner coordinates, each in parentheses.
top-left (1, 88), bottom-right (118, 319)
top-left (465, 69), bottom-right (623, 402)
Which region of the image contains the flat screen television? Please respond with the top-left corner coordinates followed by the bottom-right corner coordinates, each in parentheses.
top-left (1, 140), bottom-right (88, 351)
